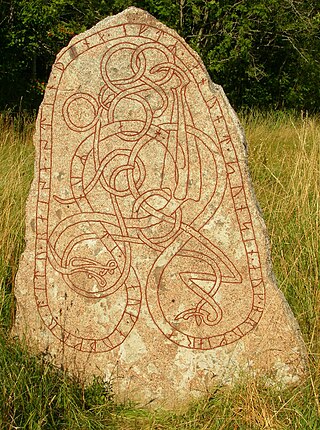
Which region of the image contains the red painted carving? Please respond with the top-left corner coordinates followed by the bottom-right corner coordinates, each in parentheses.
top-left (34, 22), bottom-right (265, 353)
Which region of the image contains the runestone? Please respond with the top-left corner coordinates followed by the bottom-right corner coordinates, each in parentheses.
top-left (15, 7), bottom-right (306, 409)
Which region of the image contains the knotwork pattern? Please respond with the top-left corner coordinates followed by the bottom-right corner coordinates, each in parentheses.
top-left (34, 23), bottom-right (265, 353)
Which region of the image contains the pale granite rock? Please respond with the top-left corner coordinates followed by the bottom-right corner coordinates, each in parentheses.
top-left (15, 7), bottom-right (306, 409)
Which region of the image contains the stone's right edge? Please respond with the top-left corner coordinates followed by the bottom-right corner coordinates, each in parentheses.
top-left (214, 83), bottom-right (307, 384)
top-left (13, 7), bottom-right (307, 410)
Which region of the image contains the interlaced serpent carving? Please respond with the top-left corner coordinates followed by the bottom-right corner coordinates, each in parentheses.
top-left (34, 23), bottom-right (265, 353)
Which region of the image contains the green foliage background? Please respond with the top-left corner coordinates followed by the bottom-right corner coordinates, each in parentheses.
top-left (0, 0), bottom-right (319, 112)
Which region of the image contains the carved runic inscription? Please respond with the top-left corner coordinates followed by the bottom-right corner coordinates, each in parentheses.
top-left (33, 20), bottom-right (265, 354)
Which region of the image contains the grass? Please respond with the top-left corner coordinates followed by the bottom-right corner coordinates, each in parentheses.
top-left (245, 111), bottom-right (320, 346)
top-left (0, 110), bottom-right (319, 429)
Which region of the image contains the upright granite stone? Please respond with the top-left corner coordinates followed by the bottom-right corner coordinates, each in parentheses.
top-left (15, 7), bottom-right (306, 409)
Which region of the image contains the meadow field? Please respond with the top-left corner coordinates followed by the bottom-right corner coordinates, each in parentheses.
top-left (0, 111), bottom-right (319, 429)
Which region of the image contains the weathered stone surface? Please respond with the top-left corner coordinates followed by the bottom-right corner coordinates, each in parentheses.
top-left (15, 7), bottom-right (306, 409)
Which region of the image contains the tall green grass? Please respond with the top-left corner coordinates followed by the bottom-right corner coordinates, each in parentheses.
top-left (0, 111), bottom-right (319, 429)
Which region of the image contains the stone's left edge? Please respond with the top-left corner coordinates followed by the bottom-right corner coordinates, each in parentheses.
top-left (14, 7), bottom-right (307, 410)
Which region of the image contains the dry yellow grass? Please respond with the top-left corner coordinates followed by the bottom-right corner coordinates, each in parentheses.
top-left (0, 114), bottom-right (34, 331)
top-left (245, 112), bottom-right (320, 347)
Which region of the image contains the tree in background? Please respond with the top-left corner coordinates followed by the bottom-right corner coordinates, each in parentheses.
top-left (177, 0), bottom-right (320, 111)
top-left (0, 0), bottom-right (92, 109)
top-left (0, 0), bottom-right (319, 112)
